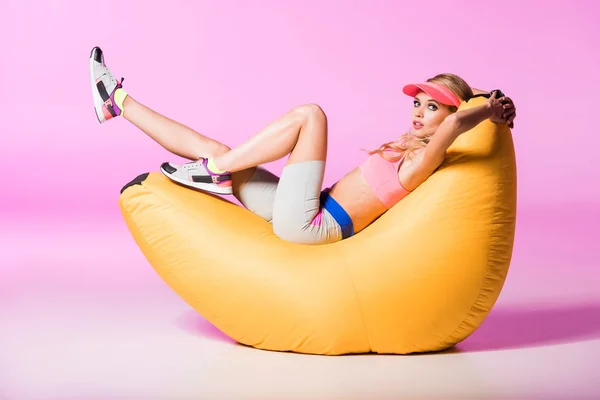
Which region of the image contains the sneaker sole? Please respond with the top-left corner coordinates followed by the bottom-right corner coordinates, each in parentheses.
top-left (89, 49), bottom-right (106, 123)
top-left (159, 166), bottom-right (233, 195)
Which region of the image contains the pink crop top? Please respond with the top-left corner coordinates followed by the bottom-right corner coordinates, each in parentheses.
top-left (359, 151), bottom-right (412, 209)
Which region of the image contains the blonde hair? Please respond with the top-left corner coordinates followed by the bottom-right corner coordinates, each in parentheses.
top-left (368, 73), bottom-right (474, 162)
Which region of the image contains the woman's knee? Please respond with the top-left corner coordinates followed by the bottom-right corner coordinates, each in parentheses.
top-left (190, 142), bottom-right (230, 160)
top-left (272, 220), bottom-right (309, 244)
top-left (294, 103), bottom-right (327, 123)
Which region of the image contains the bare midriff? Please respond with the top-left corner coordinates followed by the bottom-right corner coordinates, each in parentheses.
top-left (328, 167), bottom-right (388, 234)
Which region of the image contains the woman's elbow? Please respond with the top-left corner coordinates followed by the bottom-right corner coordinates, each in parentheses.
top-left (443, 114), bottom-right (460, 131)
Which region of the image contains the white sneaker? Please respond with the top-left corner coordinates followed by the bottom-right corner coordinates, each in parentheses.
top-left (160, 159), bottom-right (233, 195)
top-left (89, 46), bottom-right (124, 123)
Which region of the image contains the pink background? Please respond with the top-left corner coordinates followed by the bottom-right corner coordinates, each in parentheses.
top-left (1, 0), bottom-right (599, 218)
top-left (2, 1), bottom-right (600, 398)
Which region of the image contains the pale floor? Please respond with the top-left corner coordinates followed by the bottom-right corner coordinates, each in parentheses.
top-left (1, 206), bottom-right (599, 399)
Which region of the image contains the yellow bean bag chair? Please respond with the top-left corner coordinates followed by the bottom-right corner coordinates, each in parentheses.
top-left (119, 97), bottom-right (517, 355)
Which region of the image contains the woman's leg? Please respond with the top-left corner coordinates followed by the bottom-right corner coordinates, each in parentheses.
top-left (223, 104), bottom-right (329, 232)
top-left (121, 95), bottom-right (231, 161)
top-left (90, 46), bottom-right (325, 190)
top-left (161, 102), bottom-right (332, 243)
top-left (212, 103), bottom-right (328, 173)
top-left (122, 94), bottom-right (284, 220)
top-left (90, 47), bottom-right (225, 160)
top-left (262, 105), bottom-right (330, 244)
top-left (124, 93), bottom-right (332, 244)
top-left (90, 46), bottom-right (251, 191)
top-left (121, 97), bottom-right (328, 171)
top-left (121, 95), bottom-right (259, 193)
top-left (211, 104), bottom-right (330, 244)
top-left (122, 96), bottom-right (326, 200)
top-left (161, 103), bottom-right (328, 196)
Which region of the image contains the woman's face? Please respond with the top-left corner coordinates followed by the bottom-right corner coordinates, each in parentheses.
top-left (410, 91), bottom-right (454, 138)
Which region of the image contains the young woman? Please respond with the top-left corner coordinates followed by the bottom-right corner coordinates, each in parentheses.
top-left (90, 47), bottom-right (516, 245)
